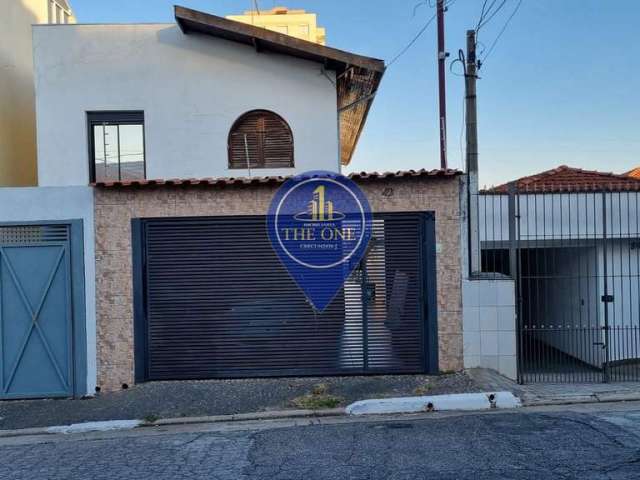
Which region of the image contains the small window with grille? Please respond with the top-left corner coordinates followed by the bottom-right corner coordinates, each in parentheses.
top-left (228, 110), bottom-right (294, 169)
top-left (88, 111), bottom-right (145, 183)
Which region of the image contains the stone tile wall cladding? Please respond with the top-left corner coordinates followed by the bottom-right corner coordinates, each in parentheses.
top-left (94, 176), bottom-right (463, 391)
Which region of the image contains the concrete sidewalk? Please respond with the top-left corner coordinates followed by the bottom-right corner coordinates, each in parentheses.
top-left (468, 368), bottom-right (640, 405)
top-left (6, 368), bottom-right (638, 435)
top-left (0, 373), bottom-right (478, 431)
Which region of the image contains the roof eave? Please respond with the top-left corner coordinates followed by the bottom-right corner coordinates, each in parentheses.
top-left (174, 5), bottom-right (386, 167)
top-left (91, 168), bottom-right (462, 188)
top-left (174, 5), bottom-right (385, 74)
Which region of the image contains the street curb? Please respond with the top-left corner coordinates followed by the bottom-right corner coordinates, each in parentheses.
top-left (0, 408), bottom-right (346, 439)
top-left (521, 392), bottom-right (640, 407)
top-left (345, 391), bottom-right (521, 416)
top-left (148, 408), bottom-right (346, 427)
top-left (3, 393), bottom-right (640, 439)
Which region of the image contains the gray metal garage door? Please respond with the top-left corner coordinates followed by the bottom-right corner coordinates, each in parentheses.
top-left (133, 213), bottom-right (437, 381)
top-left (0, 223), bottom-right (86, 399)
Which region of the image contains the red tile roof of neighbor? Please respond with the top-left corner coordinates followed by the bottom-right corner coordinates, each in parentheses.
top-left (91, 169), bottom-right (462, 188)
top-left (625, 167), bottom-right (640, 179)
top-left (485, 165), bottom-right (640, 193)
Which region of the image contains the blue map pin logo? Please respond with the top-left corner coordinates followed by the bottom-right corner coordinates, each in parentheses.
top-left (267, 170), bottom-right (373, 312)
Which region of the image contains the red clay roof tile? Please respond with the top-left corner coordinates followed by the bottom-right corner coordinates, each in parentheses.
top-left (91, 168), bottom-right (462, 188)
top-left (486, 165), bottom-right (640, 193)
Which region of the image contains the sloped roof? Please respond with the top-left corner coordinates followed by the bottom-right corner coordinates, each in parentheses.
top-left (174, 6), bottom-right (385, 166)
top-left (625, 167), bottom-right (640, 179)
top-left (486, 165), bottom-right (640, 193)
top-left (91, 168), bottom-right (462, 188)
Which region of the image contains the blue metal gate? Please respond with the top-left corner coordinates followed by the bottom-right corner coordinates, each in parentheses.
top-left (0, 223), bottom-right (85, 399)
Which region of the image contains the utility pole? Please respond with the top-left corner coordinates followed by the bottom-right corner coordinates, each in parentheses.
top-left (465, 29), bottom-right (480, 275)
top-left (436, 0), bottom-right (448, 170)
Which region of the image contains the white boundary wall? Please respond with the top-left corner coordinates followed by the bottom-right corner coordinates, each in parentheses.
top-left (461, 177), bottom-right (517, 380)
top-left (462, 278), bottom-right (517, 380)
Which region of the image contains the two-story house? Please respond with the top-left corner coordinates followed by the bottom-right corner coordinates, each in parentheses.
top-left (35, 6), bottom-right (382, 185)
top-left (0, 6), bottom-right (464, 399)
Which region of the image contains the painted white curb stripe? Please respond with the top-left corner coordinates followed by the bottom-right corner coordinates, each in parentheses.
top-left (345, 392), bottom-right (521, 415)
top-left (46, 420), bottom-right (142, 434)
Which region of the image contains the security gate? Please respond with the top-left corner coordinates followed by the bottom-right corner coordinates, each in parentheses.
top-left (0, 222), bottom-right (85, 399)
top-left (478, 188), bottom-right (640, 383)
top-left (133, 213), bottom-right (437, 381)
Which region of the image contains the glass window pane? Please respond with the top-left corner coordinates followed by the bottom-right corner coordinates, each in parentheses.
top-left (92, 121), bottom-right (144, 182)
top-left (118, 124), bottom-right (145, 180)
top-left (93, 124), bottom-right (119, 182)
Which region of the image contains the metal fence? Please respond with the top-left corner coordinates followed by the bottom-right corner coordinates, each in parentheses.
top-left (471, 184), bottom-right (640, 383)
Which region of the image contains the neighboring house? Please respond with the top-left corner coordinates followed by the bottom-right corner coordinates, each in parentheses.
top-left (227, 6), bottom-right (326, 45)
top-left (470, 165), bottom-right (640, 382)
top-left (0, 0), bottom-right (75, 187)
top-left (487, 165), bottom-right (640, 193)
top-left (625, 166), bottom-right (640, 179)
top-left (0, 6), bottom-right (465, 399)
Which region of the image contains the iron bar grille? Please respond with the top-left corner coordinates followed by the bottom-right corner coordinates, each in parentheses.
top-left (473, 186), bottom-right (640, 383)
top-left (141, 214), bottom-right (431, 380)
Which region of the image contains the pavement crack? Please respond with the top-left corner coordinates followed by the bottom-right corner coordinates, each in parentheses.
top-left (540, 414), bottom-right (629, 448)
top-left (178, 432), bottom-right (207, 447)
top-left (602, 451), bottom-right (640, 474)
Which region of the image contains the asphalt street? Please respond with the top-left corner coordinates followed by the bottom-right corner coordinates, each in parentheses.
top-left (2, 402), bottom-right (640, 479)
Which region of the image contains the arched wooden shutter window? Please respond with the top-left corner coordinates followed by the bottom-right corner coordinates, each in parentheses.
top-left (228, 110), bottom-right (294, 169)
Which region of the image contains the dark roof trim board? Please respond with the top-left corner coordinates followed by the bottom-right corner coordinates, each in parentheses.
top-left (174, 5), bottom-right (385, 166)
top-left (91, 168), bottom-right (462, 188)
top-left (175, 6), bottom-right (385, 73)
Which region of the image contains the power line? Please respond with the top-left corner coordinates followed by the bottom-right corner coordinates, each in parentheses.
top-left (477, 0), bottom-right (507, 31)
top-left (389, 0), bottom-right (458, 68)
top-left (475, 0), bottom-right (497, 34)
top-left (387, 13), bottom-right (437, 67)
top-left (476, 0), bottom-right (490, 32)
top-left (480, 0), bottom-right (523, 67)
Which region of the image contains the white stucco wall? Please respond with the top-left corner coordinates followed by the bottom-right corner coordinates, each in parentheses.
top-left (0, 186), bottom-right (96, 394)
top-left (33, 24), bottom-right (340, 187)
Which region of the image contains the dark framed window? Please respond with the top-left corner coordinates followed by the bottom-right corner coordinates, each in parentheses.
top-left (228, 110), bottom-right (294, 169)
top-left (88, 111), bottom-right (145, 183)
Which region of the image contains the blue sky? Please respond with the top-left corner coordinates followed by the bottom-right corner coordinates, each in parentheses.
top-left (72, 0), bottom-right (640, 187)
